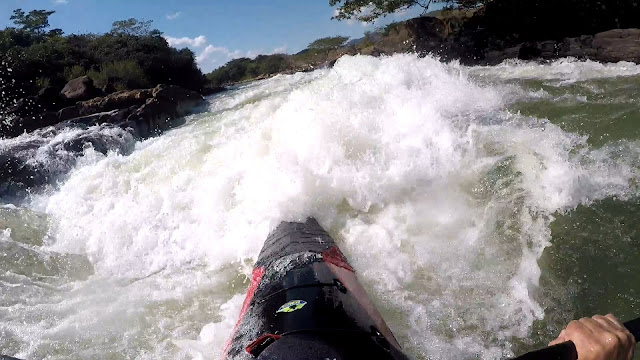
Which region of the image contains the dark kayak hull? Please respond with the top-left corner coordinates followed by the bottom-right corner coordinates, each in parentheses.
top-left (223, 218), bottom-right (409, 360)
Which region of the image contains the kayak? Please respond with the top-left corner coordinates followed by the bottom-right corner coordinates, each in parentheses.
top-left (223, 218), bottom-right (410, 360)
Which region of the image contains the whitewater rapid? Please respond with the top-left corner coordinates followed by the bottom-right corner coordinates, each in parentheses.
top-left (2, 55), bottom-right (639, 359)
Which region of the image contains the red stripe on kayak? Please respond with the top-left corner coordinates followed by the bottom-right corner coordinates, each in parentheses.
top-left (245, 333), bottom-right (282, 356)
top-left (221, 266), bottom-right (265, 359)
top-left (322, 246), bottom-right (355, 272)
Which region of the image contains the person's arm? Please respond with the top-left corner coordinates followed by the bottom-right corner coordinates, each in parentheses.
top-left (549, 314), bottom-right (635, 360)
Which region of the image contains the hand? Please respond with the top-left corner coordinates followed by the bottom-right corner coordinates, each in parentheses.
top-left (549, 314), bottom-right (635, 360)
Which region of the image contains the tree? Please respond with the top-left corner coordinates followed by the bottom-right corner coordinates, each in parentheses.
top-left (10, 9), bottom-right (57, 35)
top-left (329, 0), bottom-right (484, 22)
top-left (307, 36), bottom-right (350, 50)
top-left (110, 18), bottom-right (162, 37)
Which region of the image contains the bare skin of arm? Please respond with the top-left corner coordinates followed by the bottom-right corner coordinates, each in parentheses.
top-left (549, 314), bottom-right (635, 360)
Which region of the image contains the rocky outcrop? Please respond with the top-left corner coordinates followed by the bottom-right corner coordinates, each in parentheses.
top-left (1, 85), bottom-right (204, 139)
top-left (592, 29), bottom-right (640, 63)
top-left (60, 76), bottom-right (103, 102)
top-left (5, 86), bottom-right (68, 119)
top-left (0, 84), bottom-right (204, 196)
top-left (0, 125), bottom-right (135, 198)
top-left (376, 16), bottom-right (640, 65)
top-left (479, 29), bottom-right (640, 64)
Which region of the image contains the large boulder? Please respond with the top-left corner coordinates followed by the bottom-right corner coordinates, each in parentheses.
top-left (126, 85), bottom-right (204, 137)
top-left (0, 112), bottom-right (61, 138)
top-left (150, 85), bottom-right (203, 117)
top-left (405, 17), bottom-right (448, 56)
top-left (4, 86), bottom-right (66, 121)
top-left (592, 29), bottom-right (640, 63)
top-left (0, 153), bottom-right (47, 196)
top-left (75, 88), bottom-right (153, 117)
top-left (60, 76), bottom-right (103, 102)
top-left (37, 86), bottom-right (66, 110)
top-left (6, 96), bottom-right (40, 118)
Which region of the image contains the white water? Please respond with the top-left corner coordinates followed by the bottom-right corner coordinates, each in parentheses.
top-left (3, 55), bottom-right (640, 359)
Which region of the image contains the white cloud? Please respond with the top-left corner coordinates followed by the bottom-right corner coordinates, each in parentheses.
top-left (245, 49), bottom-right (261, 58)
top-left (164, 35), bottom-right (207, 48)
top-left (272, 45), bottom-right (288, 54)
top-left (165, 34), bottom-right (288, 72)
top-left (53, 0), bottom-right (69, 5)
top-left (166, 12), bottom-right (182, 20)
top-left (196, 45), bottom-right (239, 71)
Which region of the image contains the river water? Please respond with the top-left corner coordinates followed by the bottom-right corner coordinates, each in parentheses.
top-left (1, 55), bottom-right (639, 359)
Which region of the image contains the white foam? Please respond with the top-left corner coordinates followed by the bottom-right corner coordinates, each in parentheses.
top-left (467, 58), bottom-right (640, 83)
top-left (11, 54), bottom-right (638, 359)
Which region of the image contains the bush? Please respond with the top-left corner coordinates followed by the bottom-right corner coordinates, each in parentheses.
top-left (64, 64), bottom-right (86, 80)
top-left (93, 60), bottom-right (148, 90)
top-left (35, 76), bottom-right (50, 88)
top-left (206, 55), bottom-right (291, 87)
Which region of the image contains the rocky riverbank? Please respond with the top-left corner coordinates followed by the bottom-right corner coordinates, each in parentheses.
top-left (402, 18), bottom-right (640, 65)
top-left (315, 20), bottom-right (640, 68)
top-left (0, 76), bottom-right (207, 198)
top-left (220, 15), bottom-right (640, 86)
top-left (1, 76), bottom-right (206, 139)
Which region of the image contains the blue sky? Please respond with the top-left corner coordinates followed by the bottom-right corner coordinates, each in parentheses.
top-left (0, 0), bottom-right (427, 72)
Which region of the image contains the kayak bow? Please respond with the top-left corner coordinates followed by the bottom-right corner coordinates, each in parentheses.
top-left (222, 218), bottom-right (409, 360)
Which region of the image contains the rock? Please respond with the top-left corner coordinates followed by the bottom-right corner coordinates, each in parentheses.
top-left (201, 86), bottom-right (228, 96)
top-left (3, 84), bottom-right (203, 139)
top-left (62, 132), bottom-right (117, 154)
top-left (592, 29), bottom-right (640, 63)
top-left (0, 112), bottom-right (62, 137)
top-left (21, 112), bottom-right (61, 133)
top-left (0, 124), bottom-right (136, 197)
top-left (485, 45), bottom-right (521, 64)
top-left (150, 85), bottom-right (204, 117)
top-left (0, 153), bottom-right (46, 196)
top-left (405, 17), bottom-right (448, 56)
top-left (102, 82), bottom-right (117, 95)
top-left (37, 86), bottom-right (64, 110)
top-left (325, 58), bottom-right (339, 69)
top-left (58, 105), bottom-right (81, 121)
top-left (360, 46), bottom-right (381, 56)
top-left (559, 37), bottom-right (587, 58)
top-left (60, 76), bottom-right (103, 102)
top-left (6, 87), bottom-right (65, 120)
top-left (124, 85), bottom-right (203, 138)
top-left (519, 42), bottom-right (542, 60)
top-left (539, 40), bottom-right (558, 59)
top-left (75, 89), bottom-right (153, 117)
top-left (6, 96), bottom-right (40, 118)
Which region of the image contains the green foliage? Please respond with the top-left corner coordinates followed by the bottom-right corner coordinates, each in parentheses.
top-left (307, 36), bottom-right (350, 50)
top-left (330, 0), bottom-right (441, 22)
top-left (92, 60), bottom-right (149, 90)
top-left (10, 9), bottom-right (58, 35)
top-left (64, 65), bottom-right (86, 81)
top-left (329, 0), bottom-right (487, 21)
top-left (0, 10), bottom-right (204, 103)
top-left (110, 18), bottom-right (162, 37)
top-left (35, 77), bottom-right (50, 88)
top-left (381, 21), bottom-right (403, 36)
top-left (63, 61), bottom-right (148, 90)
top-left (206, 54), bottom-right (291, 87)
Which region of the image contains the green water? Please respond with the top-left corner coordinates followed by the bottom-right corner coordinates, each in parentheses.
top-left (506, 75), bottom-right (640, 357)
